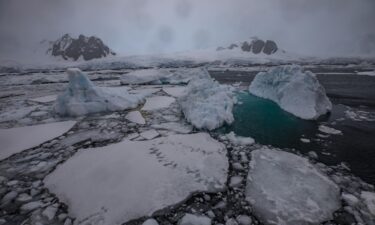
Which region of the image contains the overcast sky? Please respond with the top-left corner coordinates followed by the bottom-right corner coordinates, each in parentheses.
top-left (0, 0), bottom-right (375, 58)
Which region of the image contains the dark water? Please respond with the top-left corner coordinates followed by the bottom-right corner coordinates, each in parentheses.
top-left (218, 92), bottom-right (375, 185)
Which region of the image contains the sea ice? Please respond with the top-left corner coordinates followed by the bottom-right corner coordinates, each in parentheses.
top-left (0, 121), bottom-right (76, 160)
top-left (125, 111), bottom-right (146, 125)
top-left (178, 68), bottom-right (235, 130)
top-left (225, 132), bottom-right (254, 146)
top-left (179, 214), bottom-right (211, 225)
top-left (249, 65), bottom-right (332, 120)
top-left (54, 68), bottom-right (142, 117)
top-left (141, 96), bottom-right (175, 111)
top-left (319, 125), bottom-right (342, 135)
top-left (162, 86), bottom-right (187, 98)
top-left (120, 69), bottom-right (171, 85)
top-left (30, 95), bottom-right (57, 103)
top-left (246, 148), bottom-right (340, 225)
top-left (44, 133), bottom-right (227, 225)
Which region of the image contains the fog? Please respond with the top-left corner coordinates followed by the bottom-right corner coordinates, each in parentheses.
top-left (0, 0), bottom-right (375, 58)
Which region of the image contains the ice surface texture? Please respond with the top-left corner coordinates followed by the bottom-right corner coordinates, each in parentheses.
top-left (178, 68), bottom-right (235, 130)
top-left (249, 65), bottom-right (332, 120)
top-left (246, 148), bottom-right (341, 225)
top-left (55, 68), bottom-right (142, 116)
top-left (45, 133), bottom-right (227, 225)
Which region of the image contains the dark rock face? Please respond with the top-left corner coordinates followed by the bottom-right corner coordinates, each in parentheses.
top-left (49, 34), bottom-right (116, 61)
top-left (218, 38), bottom-right (279, 55)
top-left (263, 40), bottom-right (278, 55)
top-left (251, 39), bottom-right (265, 54)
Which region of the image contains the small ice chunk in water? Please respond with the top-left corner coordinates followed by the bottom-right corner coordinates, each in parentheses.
top-left (179, 214), bottom-right (211, 225)
top-left (225, 132), bottom-right (254, 146)
top-left (319, 125), bottom-right (342, 135)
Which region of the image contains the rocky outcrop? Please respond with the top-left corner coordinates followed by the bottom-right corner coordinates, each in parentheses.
top-left (47, 34), bottom-right (115, 61)
top-left (217, 38), bottom-right (278, 55)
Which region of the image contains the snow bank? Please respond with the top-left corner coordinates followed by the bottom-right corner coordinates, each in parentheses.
top-left (44, 133), bottom-right (227, 225)
top-left (178, 68), bottom-right (235, 130)
top-left (249, 65), bottom-right (332, 120)
top-left (54, 68), bottom-right (142, 116)
top-left (246, 148), bottom-right (340, 225)
top-left (0, 121), bottom-right (76, 160)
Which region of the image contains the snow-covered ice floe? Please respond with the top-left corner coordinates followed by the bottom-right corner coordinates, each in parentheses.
top-left (125, 111), bottom-right (146, 125)
top-left (246, 148), bottom-right (340, 225)
top-left (178, 68), bottom-right (235, 130)
top-left (44, 133), bottom-right (228, 225)
top-left (54, 68), bottom-right (143, 117)
top-left (249, 65), bottom-right (332, 120)
top-left (0, 121), bottom-right (76, 160)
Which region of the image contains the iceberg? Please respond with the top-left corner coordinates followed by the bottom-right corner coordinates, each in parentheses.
top-left (178, 68), bottom-right (235, 130)
top-left (55, 68), bottom-right (142, 117)
top-left (249, 65), bottom-right (332, 120)
top-left (246, 148), bottom-right (341, 225)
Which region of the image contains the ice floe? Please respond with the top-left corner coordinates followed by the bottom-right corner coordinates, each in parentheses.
top-left (125, 111), bottom-right (146, 125)
top-left (30, 95), bottom-right (57, 103)
top-left (0, 121), bottom-right (76, 160)
top-left (319, 125), bottom-right (342, 135)
top-left (141, 96), bottom-right (176, 111)
top-left (54, 68), bottom-right (143, 117)
top-left (246, 148), bottom-right (341, 225)
top-left (44, 133), bottom-right (227, 225)
top-left (249, 65), bottom-right (332, 120)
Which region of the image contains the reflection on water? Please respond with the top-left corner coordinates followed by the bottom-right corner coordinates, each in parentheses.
top-left (218, 92), bottom-right (375, 185)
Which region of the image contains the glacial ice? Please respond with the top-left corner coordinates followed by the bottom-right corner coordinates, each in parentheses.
top-left (178, 68), bottom-right (235, 130)
top-left (54, 68), bottom-right (143, 117)
top-left (246, 148), bottom-right (341, 225)
top-left (44, 133), bottom-right (227, 225)
top-left (249, 65), bottom-right (332, 120)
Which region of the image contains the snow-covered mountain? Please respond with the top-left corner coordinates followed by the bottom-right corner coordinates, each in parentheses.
top-left (46, 34), bottom-right (116, 61)
top-left (217, 37), bottom-right (280, 55)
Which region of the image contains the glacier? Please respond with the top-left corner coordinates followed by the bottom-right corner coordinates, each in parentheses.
top-left (249, 65), bottom-right (332, 120)
top-left (246, 148), bottom-right (341, 225)
top-left (178, 68), bottom-right (235, 130)
top-left (54, 68), bottom-right (143, 117)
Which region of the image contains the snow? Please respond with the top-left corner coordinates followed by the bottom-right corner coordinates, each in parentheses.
top-left (246, 148), bottom-right (340, 225)
top-left (178, 68), bottom-right (235, 130)
top-left (44, 133), bottom-right (227, 225)
top-left (249, 65), bottom-right (332, 120)
top-left (120, 69), bottom-right (171, 85)
top-left (0, 121), bottom-right (76, 160)
top-left (30, 94), bottom-right (57, 103)
top-left (179, 214), bottom-right (211, 225)
top-left (357, 70), bottom-right (375, 76)
top-left (319, 125), bottom-right (342, 135)
top-left (225, 132), bottom-right (255, 146)
top-left (141, 96), bottom-right (175, 111)
top-left (54, 68), bottom-right (143, 117)
top-left (162, 86), bottom-right (187, 97)
top-left (125, 111), bottom-right (146, 125)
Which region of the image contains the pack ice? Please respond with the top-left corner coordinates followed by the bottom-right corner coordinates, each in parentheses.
top-left (249, 65), bottom-right (332, 120)
top-left (246, 148), bottom-right (340, 225)
top-left (54, 68), bottom-right (142, 116)
top-left (178, 68), bottom-right (235, 130)
top-left (44, 133), bottom-right (228, 225)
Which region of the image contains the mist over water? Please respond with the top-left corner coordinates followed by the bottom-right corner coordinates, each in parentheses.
top-left (0, 0), bottom-right (375, 58)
